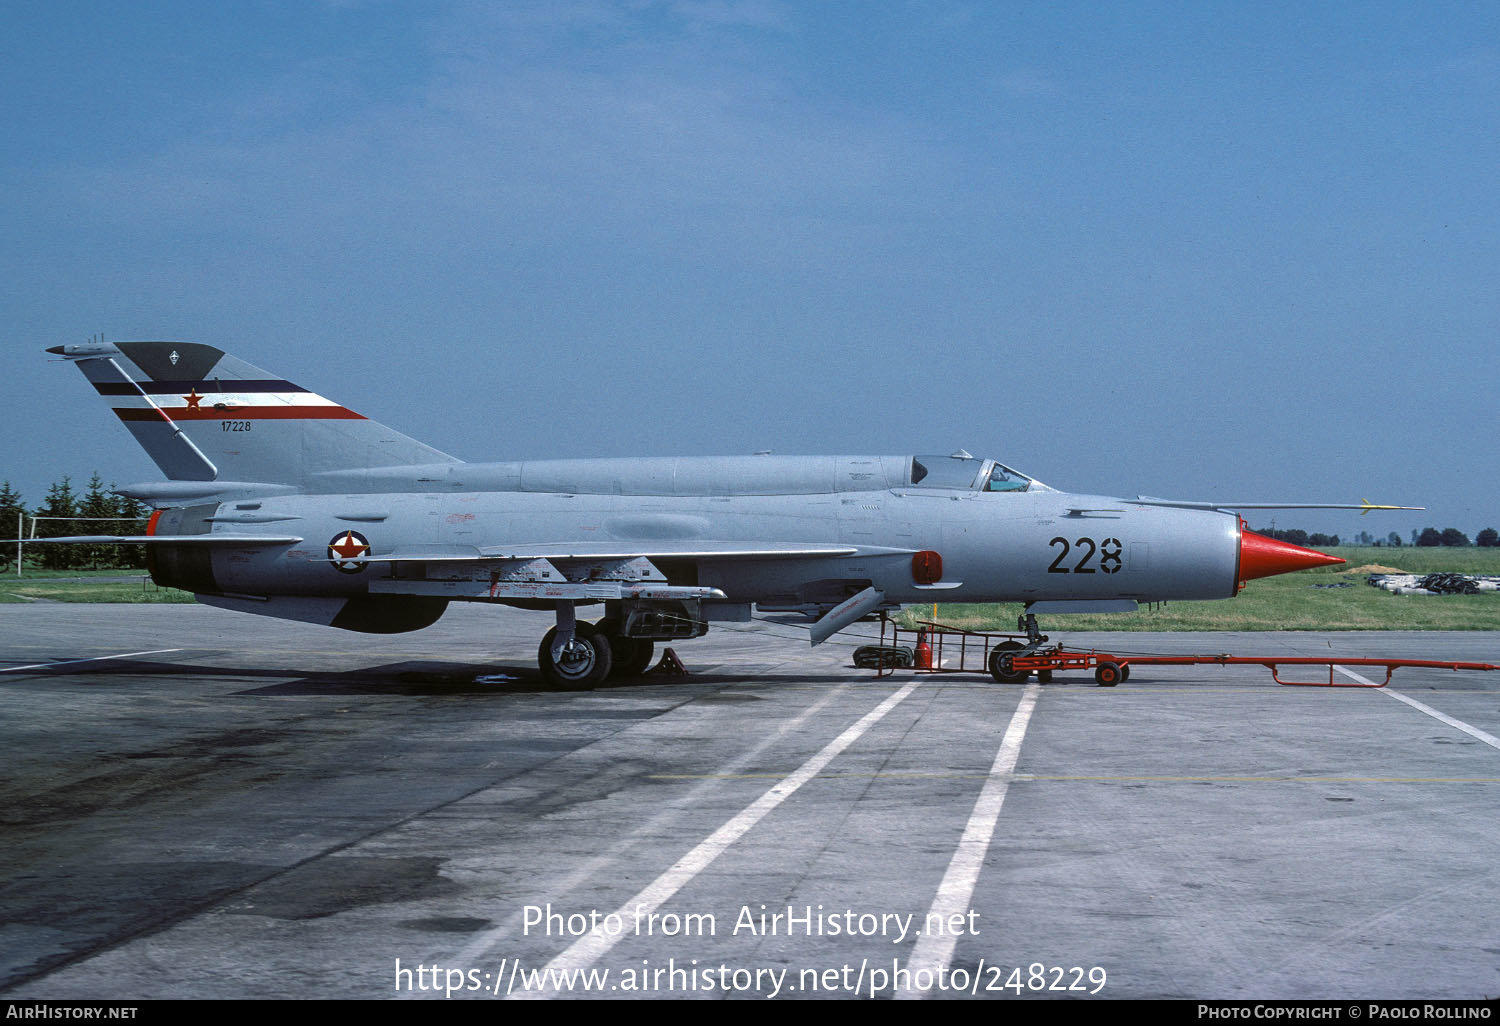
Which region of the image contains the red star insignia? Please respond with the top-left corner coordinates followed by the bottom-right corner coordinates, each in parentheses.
top-left (330, 533), bottom-right (369, 560)
top-left (183, 390), bottom-right (203, 410)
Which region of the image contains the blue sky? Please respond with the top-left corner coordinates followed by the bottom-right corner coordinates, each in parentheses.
top-left (4, 1), bottom-right (1496, 540)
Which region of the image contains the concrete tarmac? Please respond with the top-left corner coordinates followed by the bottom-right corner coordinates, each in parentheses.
top-left (1, 603), bottom-right (1497, 1001)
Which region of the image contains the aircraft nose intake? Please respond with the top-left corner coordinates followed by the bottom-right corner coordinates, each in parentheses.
top-left (1239, 528), bottom-right (1345, 583)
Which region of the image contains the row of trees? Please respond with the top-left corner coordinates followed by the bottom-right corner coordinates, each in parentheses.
top-left (1, 475), bottom-right (151, 571)
top-left (1257, 528), bottom-right (1342, 547)
top-left (1416, 527), bottom-right (1498, 548)
top-left (1253, 525), bottom-right (1500, 548)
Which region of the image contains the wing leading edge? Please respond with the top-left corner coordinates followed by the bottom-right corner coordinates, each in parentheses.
top-left (342, 541), bottom-right (880, 564)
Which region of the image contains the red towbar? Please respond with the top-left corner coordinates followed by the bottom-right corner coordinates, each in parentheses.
top-left (1006, 650), bottom-right (1500, 688)
top-left (865, 620), bottom-right (1499, 688)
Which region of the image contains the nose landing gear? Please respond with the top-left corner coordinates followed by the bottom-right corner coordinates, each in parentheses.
top-left (986, 613), bottom-right (1055, 684)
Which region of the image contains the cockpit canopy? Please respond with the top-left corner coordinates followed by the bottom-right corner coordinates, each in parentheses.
top-left (909, 454), bottom-right (1041, 492)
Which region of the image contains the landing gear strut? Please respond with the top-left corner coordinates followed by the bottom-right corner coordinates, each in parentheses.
top-left (537, 604), bottom-right (671, 688)
top-left (1018, 612), bottom-right (1048, 647)
top-left (538, 603), bottom-right (612, 689)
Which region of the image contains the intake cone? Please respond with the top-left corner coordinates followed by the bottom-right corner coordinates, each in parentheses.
top-left (1239, 527), bottom-right (1345, 585)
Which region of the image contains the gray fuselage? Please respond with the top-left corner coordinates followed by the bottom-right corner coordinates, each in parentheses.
top-left (165, 454), bottom-right (1243, 611)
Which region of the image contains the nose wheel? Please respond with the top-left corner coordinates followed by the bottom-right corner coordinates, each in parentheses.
top-left (988, 641), bottom-right (1029, 684)
top-left (987, 613), bottom-right (1057, 684)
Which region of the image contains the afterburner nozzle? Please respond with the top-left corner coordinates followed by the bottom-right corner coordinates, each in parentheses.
top-left (1238, 527), bottom-right (1345, 585)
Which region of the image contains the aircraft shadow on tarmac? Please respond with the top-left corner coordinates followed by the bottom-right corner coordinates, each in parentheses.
top-left (17, 655), bottom-right (823, 696)
top-left (26, 652), bottom-right (1402, 693)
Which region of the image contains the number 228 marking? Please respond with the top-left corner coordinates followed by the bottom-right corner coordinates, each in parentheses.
top-left (1048, 537), bottom-right (1123, 574)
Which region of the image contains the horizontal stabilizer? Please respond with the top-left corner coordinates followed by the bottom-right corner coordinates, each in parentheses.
top-left (114, 481), bottom-right (300, 503)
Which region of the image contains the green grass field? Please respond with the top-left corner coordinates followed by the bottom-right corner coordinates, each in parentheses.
top-left (899, 546), bottom-right (1500, 632)
top-left (0, 569), bottom-right (193, 604)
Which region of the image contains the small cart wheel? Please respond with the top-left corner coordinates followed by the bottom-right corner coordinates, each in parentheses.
top-left (1095, 661), bottom-right (1123, 687)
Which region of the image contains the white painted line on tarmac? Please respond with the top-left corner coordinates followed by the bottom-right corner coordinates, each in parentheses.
top-left (508, 680), bottom-right (922, 999)
top-left (898, 683), bottom-right (1041, 999)
top-left (1336, 666), bottom-right (1500, 751)
top-left (0, 649), bottom-right (182, 676)
top-left (445, 682), bottom-right (852, 983)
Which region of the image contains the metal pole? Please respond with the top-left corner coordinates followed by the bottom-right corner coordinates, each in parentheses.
top-left (15, 512), bottom-right (20, 576)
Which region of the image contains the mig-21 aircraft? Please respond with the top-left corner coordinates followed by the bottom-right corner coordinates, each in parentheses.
top-left (38, 341), bottom-right (1408, 687)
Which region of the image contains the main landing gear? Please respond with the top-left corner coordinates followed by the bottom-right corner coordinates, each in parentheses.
top-left (538, 621), bottom-right (610, 689)
top-left (536, 603), bottom-right (659, 689)
top-left (594, 617), bottom-right (656, 679)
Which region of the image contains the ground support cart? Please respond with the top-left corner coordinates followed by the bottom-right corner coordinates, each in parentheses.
top-left (863, 616), bottom-right (1498, 688)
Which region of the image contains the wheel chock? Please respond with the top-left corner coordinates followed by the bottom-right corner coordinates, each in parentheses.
top-left (648, 648), bottom-right (689, 677)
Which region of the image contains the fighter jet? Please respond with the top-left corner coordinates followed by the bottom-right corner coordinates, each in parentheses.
top-left (39, 341), bottom-right (1408, 687)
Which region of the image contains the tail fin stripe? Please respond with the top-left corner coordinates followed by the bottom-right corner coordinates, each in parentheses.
top-left (114, 406), bottom-right (366, 422)
top-left (56, 339), bottom-right (458, 484)
top-left (95, 356), bottom-right (220, 480)
top-left (93, 379), bottom-right (304, 395)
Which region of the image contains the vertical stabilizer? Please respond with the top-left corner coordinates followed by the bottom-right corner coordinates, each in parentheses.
top-left (48, 341), bottom-right (460, 486)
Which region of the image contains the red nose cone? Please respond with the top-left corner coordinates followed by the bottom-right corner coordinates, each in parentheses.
top-left (1239, 528), bottom-right (1345, 583)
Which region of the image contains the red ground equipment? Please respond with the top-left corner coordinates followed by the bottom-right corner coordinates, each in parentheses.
top-left (913, 628), bottom-right (932, 670)
top-left (868, 617), bottom-right (1498, 688)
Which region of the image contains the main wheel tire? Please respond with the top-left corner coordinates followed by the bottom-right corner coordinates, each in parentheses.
top-left (616, 638), bottom-right (655, 677)
top-left (1094, 661), bottom-right (1123, 687)
top-left (988, 641), bottom-right (1028, 684)
top-left (538, 623), bottom-right (613, 689)
top-left (595, 619), bottom-right (656, 678)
